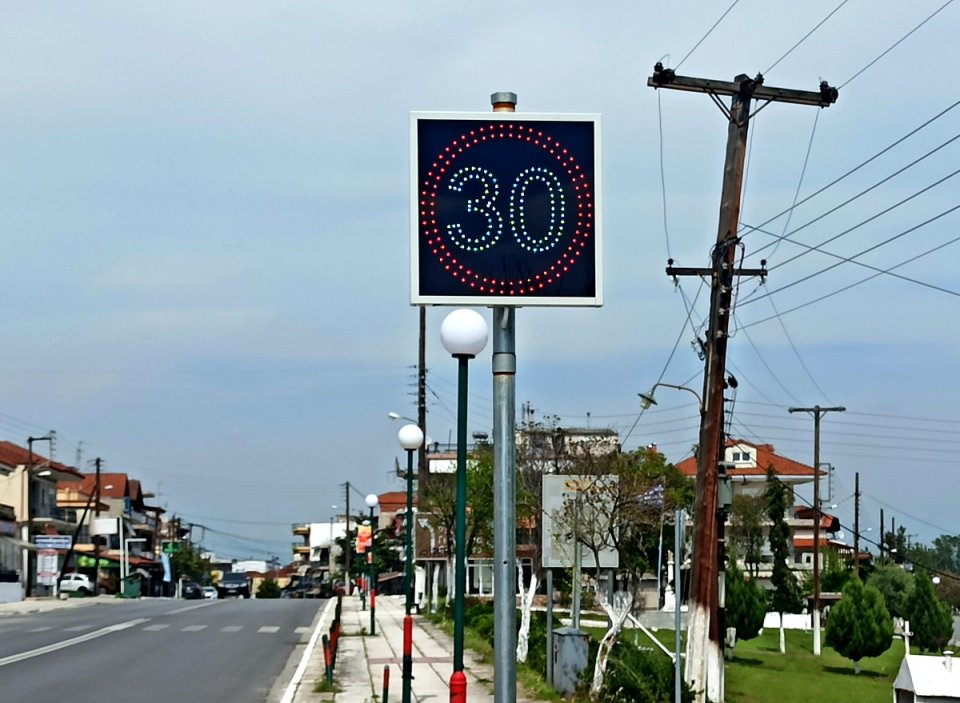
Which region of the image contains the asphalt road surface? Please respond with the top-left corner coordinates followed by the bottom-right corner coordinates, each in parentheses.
top-left (0, 598), bottom-right (325, 703)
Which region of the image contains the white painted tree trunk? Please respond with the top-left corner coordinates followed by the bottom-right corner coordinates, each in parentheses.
top-left (446, 557), bottom-right (455, 610)
top-left (589, 590), bottom-right (633, 699)
top-left (516, 563), bottom-right (538, 663)
top-left (685, 602), bottom-right (709, 702)
top-left (431, 563), bottom-right (440, 614)
top-left (779, 612), bottom-right (786, 654)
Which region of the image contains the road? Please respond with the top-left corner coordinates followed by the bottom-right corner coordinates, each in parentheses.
top-left (0, 598), bottom-right (325, 703)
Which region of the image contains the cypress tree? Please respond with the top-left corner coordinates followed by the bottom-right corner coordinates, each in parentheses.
top-left (765, 468), bottom-right (803, 652)
top-left (904, 572), bottom-right (953, 653)
top-left (826, 576), bottom-right (893, 674)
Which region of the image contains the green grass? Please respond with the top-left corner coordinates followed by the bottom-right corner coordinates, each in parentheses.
top-left (585, 625), bottom-right (904, 702)
top-left (724, 629), bottom-right (904, 703)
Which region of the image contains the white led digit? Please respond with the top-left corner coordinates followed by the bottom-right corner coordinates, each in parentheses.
top-left (509, 167), bottom-right (566, 253)
top-left (445, 166), bottom-right (502, 252)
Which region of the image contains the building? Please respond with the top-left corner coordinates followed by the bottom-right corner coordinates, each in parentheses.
top-left (291, 520), bottom-right (346, 595)
top-left (894, 653), bottom-right (960, 702)
top-left (675, 439), bottom-right (845, 582)
top-left (0, 441), bottom-right (84, 600)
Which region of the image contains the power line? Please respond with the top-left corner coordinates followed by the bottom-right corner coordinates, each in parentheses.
top-left (657, 91), bottom-right (672, 260)
top-left (740, 98), bottom-right (960, 250)
top-left (738, 205), bottom-right (960, 322)
top-left (747, 132), bottom-right (960, 264)
top-left (840, 0), bottom-right (957, 88)
top-left (765, 0), bottom-right (852, 74)
top-left (674, 0), bottom-right (742, 70)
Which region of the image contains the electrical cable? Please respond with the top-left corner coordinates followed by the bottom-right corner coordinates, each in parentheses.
top-left (740, 203), bottom-right (960, 314)
top-left (762, 294), bottom-right (834, 402)
top-left (739, 98), bottom-right (960, 249)
top-left (740, 220), bottom-right (960, 299)
top-left (738, 325), bottom-right (803, 404)
top-left (658, 91), bottom-right (672, 261)
top-left (746, 131), bottom-right (960, 259)
top-left (840, 0), bottom-right (956, 88)
top-left (675, 0), bottom-right (742, 70)
top-left (762, 109), bottom-right (821, 263)
top-left (764, 0), bottom-right (852, 74)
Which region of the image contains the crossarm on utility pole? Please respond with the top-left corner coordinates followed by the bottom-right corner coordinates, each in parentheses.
top-left (648, 63), bottom-right (838, 108)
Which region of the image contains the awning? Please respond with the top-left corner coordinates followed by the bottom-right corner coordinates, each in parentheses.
top-left (1, 536), bottom-right (37, 551)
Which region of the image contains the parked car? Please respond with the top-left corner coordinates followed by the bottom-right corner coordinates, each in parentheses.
top-left (182, 581), bottom-right (202, 599)
top-left (201, 586), bottom-right (218, 600)
top-left (216, 572), bottom-right (251, 599)
top-left (59, 573), bottom-right (94, 596)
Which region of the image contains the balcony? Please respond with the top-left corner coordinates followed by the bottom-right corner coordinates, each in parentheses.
top-left (292, 542), bottom-right (310, 556)
top-left (292, 523), bottom-right (310, 536)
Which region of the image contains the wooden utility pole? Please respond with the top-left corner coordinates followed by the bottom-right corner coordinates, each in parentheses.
top-left (93, 457), bottom-right (102, 595)
top-left (788, 405), bottom-right (845, 656)
top-left (648, 63), bottom-right (837, 703)
top-left (344, 482), bottom-right (352, 596)
top-left (854, 472), bottom-right (861, 577)
top-left (880, 508), bottom-right (885, 565)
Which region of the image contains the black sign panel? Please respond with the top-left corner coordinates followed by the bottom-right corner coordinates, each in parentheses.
top-left (411, 113), bottom-right (602, 306)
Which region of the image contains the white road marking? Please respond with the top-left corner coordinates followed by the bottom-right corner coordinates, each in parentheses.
top-left (280, 600), bottom-right (336, 703)
top-left (144, 624), bottom-right (169, 631)
top-left (0, 618), bottom-right (150, 668)
top-left (63, 625), bottom-right (95, 632)
top-left (182, 625), bottom-right (207, 632)
top-left (27, 626), bottom-right (54, 632)
top-left (222, 626), bottom-right (243, 633)
top-left (294, 627), bottom-right (310, 634)
top-left (257, 626), bottom-right (279, 633)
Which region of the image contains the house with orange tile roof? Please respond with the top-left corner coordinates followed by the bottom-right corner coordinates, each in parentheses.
top-left (674, 439), bottom-right (848, 583)
top-left (0, 441), bottom-right (83, 600)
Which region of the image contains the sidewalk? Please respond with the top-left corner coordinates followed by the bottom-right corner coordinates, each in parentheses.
top-left (289, 593), bottom-right (545, 703)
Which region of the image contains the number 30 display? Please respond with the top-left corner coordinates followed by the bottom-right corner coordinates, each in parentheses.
top-left (411, 114), bottom-right (602, 306)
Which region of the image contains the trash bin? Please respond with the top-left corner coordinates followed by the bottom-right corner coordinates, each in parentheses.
top-left (120, 575), bottom-right (141, 599)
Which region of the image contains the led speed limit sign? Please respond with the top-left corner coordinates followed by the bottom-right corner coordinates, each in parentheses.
top-left (410, 113), bottom-right (602, 306)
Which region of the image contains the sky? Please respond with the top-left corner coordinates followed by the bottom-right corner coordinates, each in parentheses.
top-left (2, 2), bottom-right (958, 560)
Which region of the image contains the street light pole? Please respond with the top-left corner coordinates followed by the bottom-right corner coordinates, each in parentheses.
top-left (440, 309), bottom-right (489, 703)
top-left (398, 423), bottom-right (424, 703)
top-left (366, 493), bottom-right (379, 636)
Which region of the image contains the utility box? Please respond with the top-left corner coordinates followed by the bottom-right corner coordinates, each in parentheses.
top-left (552, 626), bottom-right (589, 696)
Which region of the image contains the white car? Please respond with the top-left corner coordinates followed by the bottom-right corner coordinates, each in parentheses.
top-left (201, 586), bottom-right (217, 600)
top-left (59, 573), bottom-right (95, 596)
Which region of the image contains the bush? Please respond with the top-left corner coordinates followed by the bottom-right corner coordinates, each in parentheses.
top-left (595, 639), bottom-right (693, 702)
top-left (257, 578), bottom-right (281, 599)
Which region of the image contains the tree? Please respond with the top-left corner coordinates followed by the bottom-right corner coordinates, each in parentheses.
top-left (724, 560), bottom-right (766, 645)
top-left (170, 542), bottom-right (210, 583)
top-left (415, 444), bottom-right (495, 611)
top-left (934, 572), bottom-right (960, 614)
top-left (904, 571), bottom-right (953, 653)
top-left (543, 443), bottom-right (692, 696)
top-left (728, 494), bottom-right (765, 578)
top-left (257, 578), bottom-right (281, 598)
top-left (825, 577), bottom-right (893, 674)
top-left (765, 468), bottom-right (803, 653)
top-left (866, 564), bottom-right (914, 619)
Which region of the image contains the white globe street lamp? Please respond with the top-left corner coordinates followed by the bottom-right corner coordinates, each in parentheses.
top-left (440, 309), bottom-right (489, 703)
top-left (365, 493), bottom-right (380, 635)
top-left (398, 423), bottom-right (424, 703)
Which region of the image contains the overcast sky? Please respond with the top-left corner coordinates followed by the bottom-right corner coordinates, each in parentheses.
top-left (3, 2), bottom-right (958, 560)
